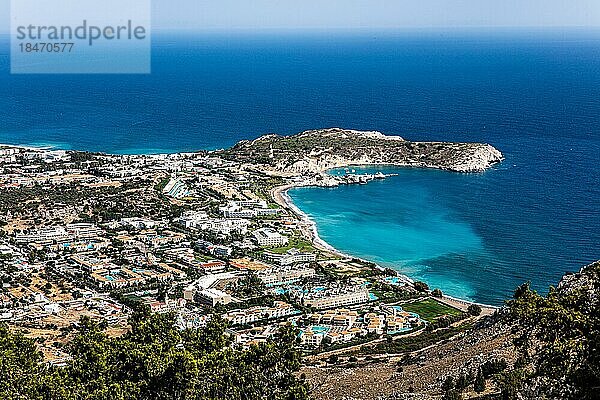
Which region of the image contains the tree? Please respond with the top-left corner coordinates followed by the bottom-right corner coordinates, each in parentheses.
top-left (467, 304), bottom-right (482, 316)
top-left (413, 281), bottom-right (429, 292)
top-left (474, 368), bottom-right (486, 393)
top-left (505, 261), bottom-right (600, 400)
top-left (481, 358), bottom-right (507, 378)
top-left (432, 288), bottom-right (443, 298)
top-left (0, 313), bottom-right (309, 400)
top-left (496, 370), bottom-right (525, 400)
top-left (442, 375), bottom-right (455, 392)
top-left (455, 372), bottom-right (470, 391)
top-left (0, 324), bottom-right (44, 400)
top-left (237, 272), bottom-right (266, 297)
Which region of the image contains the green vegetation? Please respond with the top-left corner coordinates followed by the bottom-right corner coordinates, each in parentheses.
top-left (474, 368), bottom-right (486, 393)
top-left (413, 281), bottom-right (429, 292)
top-left (0, 312), bottom-right (307, 400)
top-left (360, 321), bottom-right (472, 355)
top-left (235, 273), bottom-right (266, 298)
top-left (442, 360), bottom-right (505, 399)
top-left (366, 281), bottom-right (420, 303)
top-left (369, 288), bottom-right (414, 303)
top-left (501, 261), bottom-right (600, 400)
top-left (263, 235), bottom-right (314, 254)
top-left (219, 128), bottom-right (499, 173)
top-left (401, 298), bottom-right (463, 321)
top-left (467, 303), bottom-right (482, 316)
top-left (154, 177), bottom-right (170, 192)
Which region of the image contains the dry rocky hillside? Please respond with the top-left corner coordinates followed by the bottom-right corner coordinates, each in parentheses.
top-left (303, 319), bottom-right (515, 400)
top-left (221, 128), bottom-right (503, 173)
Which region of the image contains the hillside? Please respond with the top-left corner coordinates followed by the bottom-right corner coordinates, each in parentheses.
top-left (220, 128), bottom-right (504, 173)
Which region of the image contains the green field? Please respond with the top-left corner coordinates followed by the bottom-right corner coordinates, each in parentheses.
top-left (401, 298), bottom-right (463, 321)
top-left (264, 235), bottom-right (314, 254)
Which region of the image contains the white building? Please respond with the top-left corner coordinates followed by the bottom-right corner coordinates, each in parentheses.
top-left (220, 205), bottom-right (256, 219)
top-left (66, 223), bottom-right (103, 239)
top-left (163, 178), bottom-right (189, 199)
top-left (259, 265), bottom-right (316, 286)
top-left (299, 287), bottom-right (371, 310)
top-left (176, 211), bottom-right (209, 229)
top-left (15, 227), bottom-right (69, 243)
top-left (196, 289), bottom-right (232, 306)
top-left (300, 330), bottom-right (325, 347)
top-left (178, 212), bottom-right (249, 236)
top-left (44, 303), bottom-right (61, 315)
top-left (220, 200), bottom-right (280, 219)
top-left (253, 228), bottom-right (289, 247)
top-left (211, 245), bottom-right (232, 257)
top-left (223, 301), bottom-right (297, 326)
top-left (121, 217), bottom-right (157, 230)
top-left (262, 248), bottom-right (317, 265)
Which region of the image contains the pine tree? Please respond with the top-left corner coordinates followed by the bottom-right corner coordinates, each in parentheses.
top-left (474, 368), bottom-right (486, 393)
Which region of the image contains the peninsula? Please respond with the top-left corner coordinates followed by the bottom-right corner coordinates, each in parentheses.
top-left (220, 128), bottom-right (504, 174)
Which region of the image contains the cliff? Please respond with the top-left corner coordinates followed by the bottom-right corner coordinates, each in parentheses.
top-left (221, 128), bottom-right (504, 173)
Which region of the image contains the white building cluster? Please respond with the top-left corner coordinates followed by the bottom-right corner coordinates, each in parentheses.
top-left (223, 301), bottom-right (298, 326)
top-left (252, 228), bottom-right (289, 247)
top-left (15, 223), bottom-right (106, 251)
top-left (219, 200), bottom-right (280, 218)
top-left (261, 248), bottom-right (317, 265)
top-left (183, 272), bottom-right (240, 307)
top-left (177, 211), bottom-right (250, 236)
top-left (291, 284), bottom-right (371, 310)
top-left (258, 264), bottom-right (316, 286)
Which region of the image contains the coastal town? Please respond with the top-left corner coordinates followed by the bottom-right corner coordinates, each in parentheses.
top-left (0, 129), bottom-right (501, 369)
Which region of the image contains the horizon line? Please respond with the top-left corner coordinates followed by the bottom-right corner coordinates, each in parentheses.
top-left (1, 25), bottom-right (600, 36)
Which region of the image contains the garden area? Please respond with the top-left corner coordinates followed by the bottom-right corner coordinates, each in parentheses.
top-left (400, 298), bottom-right (463, 321)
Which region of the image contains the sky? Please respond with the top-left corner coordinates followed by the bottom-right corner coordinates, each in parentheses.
top-left (1, 0), bottom-right (600, 33)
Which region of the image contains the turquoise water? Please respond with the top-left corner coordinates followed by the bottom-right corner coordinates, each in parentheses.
top-left (289, 162), bottom-right (599, 305)
top-left (290, 170), bottom-right (485, 301)
top-left (310, 326), bottom-right (330, 334)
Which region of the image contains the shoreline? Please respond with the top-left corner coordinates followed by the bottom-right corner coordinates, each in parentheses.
top-left (5, 140), bottom-right (499, 310)
top-left (0, 143), bottom-right (56, 151)
top-left (272, 182), bottom-right (415, 282)
top-left (272, 181), bottom-right (500, 311)
top-left (272, 183), bottom-right (359, 260)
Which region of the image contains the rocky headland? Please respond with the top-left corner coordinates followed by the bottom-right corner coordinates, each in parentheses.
top-left (220, 128), bottom-right (504, 174)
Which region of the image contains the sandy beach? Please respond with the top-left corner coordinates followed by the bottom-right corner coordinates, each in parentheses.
top-left (271, 182), bottom-right (499, 312)
top-left (271, 182), bottom-right (414, 279)
top-left (271, 183), bottom-right (344, 257)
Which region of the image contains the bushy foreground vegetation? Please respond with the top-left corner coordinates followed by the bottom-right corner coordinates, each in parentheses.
top-left (0, 311), bottom-right (308, 400)
top-left (502, 261), bottom-right (600, 399)
top-left (441, 261), bottom-right (600, 400)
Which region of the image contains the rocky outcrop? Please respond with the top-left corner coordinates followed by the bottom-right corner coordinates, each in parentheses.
top-left (221, 128), bottom-right (503, 174)
top-left (556, 260), bottom-right (599, 300)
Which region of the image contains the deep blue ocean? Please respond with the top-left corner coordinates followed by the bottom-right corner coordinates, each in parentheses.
top-left (1, 29), bottom-right (599, 304)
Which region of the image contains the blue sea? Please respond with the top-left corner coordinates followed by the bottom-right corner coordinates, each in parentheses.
top-left (1, 29), bottom-right (599, 304)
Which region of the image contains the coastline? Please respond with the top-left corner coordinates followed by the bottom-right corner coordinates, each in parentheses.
top-left (0, 143), bottom-right (56, 151)
top-left (272, 183), bottom-right (360, 260)
top-left (271, 181), bottom-right (500, 312)
top-left (272, 182), bottom-right (418, 282)
top-left (4, 139), bottom-right (500, 310)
